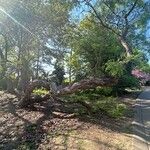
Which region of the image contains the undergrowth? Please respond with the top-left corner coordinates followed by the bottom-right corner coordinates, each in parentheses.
top-left (64, 87), bottom-right (127, 118)
top-left (32, 87), bottom-right (49, 96)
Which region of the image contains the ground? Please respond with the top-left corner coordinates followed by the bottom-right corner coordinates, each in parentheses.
top-left (0, 91), bottom-right (135, 150)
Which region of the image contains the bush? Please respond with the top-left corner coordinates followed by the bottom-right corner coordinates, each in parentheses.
top-left (32, 87), bottom-right (49, 96)
top-left (110, 103), bottom-right (127, 118)
top-left (95, 87), bottom-right (113, 96)
top-left (70, 87), bottom-right (113, 99)
top-left (93, 97), bottom-right (126, 118)
top-left (118, 75), bottom-right (140, 88)
top-left (65, 92), bottom-right (127, 118)
top-left (112, 74), bottom-right (140, 95)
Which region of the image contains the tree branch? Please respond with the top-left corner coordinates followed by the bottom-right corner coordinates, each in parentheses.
top-left (124, 0), bottom-right (138, 19)
top-left (85, 1), bottom-right (121, 36)
top-left (19, 77), bottom-right (118, 108)
top-left (122, 0), bottom-right (138, 37)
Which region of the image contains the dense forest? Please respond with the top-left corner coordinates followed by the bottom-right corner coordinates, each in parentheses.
top-left (0, 0), bottom-right (150, 149)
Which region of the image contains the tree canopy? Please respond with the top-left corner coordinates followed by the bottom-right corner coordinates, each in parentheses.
top-left (0, 0), bottom-right (149, 92)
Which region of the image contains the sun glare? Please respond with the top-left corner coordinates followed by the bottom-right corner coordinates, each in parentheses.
top-left (0, 6), bottom-right (35, 37)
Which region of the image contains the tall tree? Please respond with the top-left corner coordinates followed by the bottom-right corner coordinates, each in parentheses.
top-left (67, 16), bottom-right (123, 78)
top-left (76, 0), bottom-right (150, 57)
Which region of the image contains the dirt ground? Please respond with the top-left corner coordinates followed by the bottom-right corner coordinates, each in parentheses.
top-left (0, 91), bottom-right (135, 150)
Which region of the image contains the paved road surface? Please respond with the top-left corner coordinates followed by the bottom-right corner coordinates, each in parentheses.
top-left (133, 87), bottom-right (150, 150)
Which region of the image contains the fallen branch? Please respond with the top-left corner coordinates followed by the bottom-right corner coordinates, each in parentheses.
top-left (19, 77), bottom-right (118, 108)
top-left (57, 77), bottom-right (117, 95)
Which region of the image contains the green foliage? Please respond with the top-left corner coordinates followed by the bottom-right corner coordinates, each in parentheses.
top-left (65, 89), bottom-right (127, 118)
top-left (93, 97), bottom-right (127, 118)
top-left (32, 88), bottom-right (49, 96)
top-left (67, 17), bottom-right (123, 78)
top-left (71, 87), bottom-right (113, 99)
top-left (105, 60), bottom-right (124, 77)
top-left (117, 75), bottom-right (140, 89)
top-left (0, 78), bottom-right (7, 90)
top-left (95, 87), bottom-right (113, 96)
top-left (52, 61), bottom-right (65, 86)
top-left (0, 0), bottom-right (149, 93)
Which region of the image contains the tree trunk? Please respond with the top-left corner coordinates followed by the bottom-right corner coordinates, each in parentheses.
top-left (19, 77), bottom-right (117, 108)
top-left (57, 77), bottom-right (117, 95)
top-left (6, 78), bottom-right (15, 93)
top-left (0, 35), bottom-right (8, 78)
top-left (19, 80), bottom-right (50, 107)
top-left (119, 36), bottom-right (133, 74)
top-left (119, 37), bottom-right (132, 57)
top-left (36, 48), bottom-right (40, 79)
top-left (18, 56), bottom-right (30, 92)
top-left (69, 66), bottom-right (72, 83)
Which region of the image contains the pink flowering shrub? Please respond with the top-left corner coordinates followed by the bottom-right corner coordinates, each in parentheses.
top-left (132, 69), bottom-right (150, 85)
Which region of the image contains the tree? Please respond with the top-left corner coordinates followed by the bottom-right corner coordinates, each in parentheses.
top-left (0, 0), bottom-right (149, 95)
top-left (0, 0), bottom-right (74, 91)
top-left (66, 16), bottom-right (123, 78)
top-left (0, 33), bottom-right (8, 78)
top-left (52, 61), bottom-right (65, 86)
top-left (75, 0), bottom-right (149, 57)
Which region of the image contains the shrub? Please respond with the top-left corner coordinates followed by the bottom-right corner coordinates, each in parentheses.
top-left (95, 87), bottom-right (113, 96)
top-left (118, 75), bottom-right (139, 88)
top-left (32, 87), bottom-right (49, 96)
top-left (93, 97), bottom-right (126, 118)
top-left (70, 87), bottom-right (113, 99)
top-left (110, 103), bottom-right (127, 118)
top-left (65, 93), bottom-right (127, 118)
top-left (105, 60), bottom-right (124, 77)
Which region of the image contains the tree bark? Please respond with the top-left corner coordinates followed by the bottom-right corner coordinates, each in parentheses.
top-left (0, 34), bottom-right (8, 77)
top-left (57, 77), bottom-right (117, 95)
top-left (36, 48), bottom-right (40, 79)
top-left (19, 77), bottom-right (117, 108)
top-left (119, 37), bottom-right (132, 57)
top-left (19, 80), bottom-right (50, 107)
top-left (6, 77), bottom-right (15, 93)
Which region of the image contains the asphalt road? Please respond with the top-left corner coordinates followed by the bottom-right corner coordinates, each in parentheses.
top-left (133, 87), bottom-right (150, 150)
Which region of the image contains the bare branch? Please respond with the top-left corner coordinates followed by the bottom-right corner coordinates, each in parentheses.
top-left (84, 0), bottom-right (121, 36)
top-left (125, 0), bottom-right (138, 19)
top-left (122, 0), bottom-right (138, 37)
top-left (103, 1), bottom-right (120, 18)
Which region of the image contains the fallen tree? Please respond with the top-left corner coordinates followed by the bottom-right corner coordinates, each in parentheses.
top-left (19, 77), bottom-right (118, 108)
top-left (57, 77), bottom-right (117, 95)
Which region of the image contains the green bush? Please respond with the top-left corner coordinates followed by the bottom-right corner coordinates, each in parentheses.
top-left (95, 87), bottom-right (113, 96)
top-left (105, 60), bottom-right (124, 77)
top-left (32, 87), bottom-right (49, 96)
top-left (69, 87), bottom-right (113, 99)
top-left (65, 93), bottom-right (127, 118)
top-left (110, 103), bottom-right (127, 118)
top-left (117, 75), bottom-right (139, 88)
top-left (93, 97), bottom-right (126, 118)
